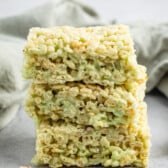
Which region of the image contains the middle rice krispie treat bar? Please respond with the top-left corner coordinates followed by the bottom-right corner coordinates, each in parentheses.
top-left (23, 25), bottom-right (146, 86)
top-left (32, 102), bottom-right (150, 168)
top-left (26, 82), bottom-right (146, 128)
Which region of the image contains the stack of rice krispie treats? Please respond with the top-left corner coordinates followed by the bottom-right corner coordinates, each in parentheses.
top-left (23, 25), bottom-right (150, 168)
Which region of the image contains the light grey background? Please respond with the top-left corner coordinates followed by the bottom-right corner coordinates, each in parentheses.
top-left (0, 0), bottom-right (168, 168)
top-left (0, 0), bottom-right (168, 22)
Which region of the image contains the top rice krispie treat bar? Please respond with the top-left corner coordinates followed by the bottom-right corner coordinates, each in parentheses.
top-left (23, 25), bottom-right (146, 86)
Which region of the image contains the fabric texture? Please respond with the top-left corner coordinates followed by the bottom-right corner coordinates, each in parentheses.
top-left (0, 35), bottom-right (28, 129)
top-left (130, 22), bottom-right (168, 93)
top-left (0, 0), bottom-right (167, 135)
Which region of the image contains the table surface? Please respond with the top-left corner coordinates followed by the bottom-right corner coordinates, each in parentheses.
top-left (0, 0), bottom-right (168, 168)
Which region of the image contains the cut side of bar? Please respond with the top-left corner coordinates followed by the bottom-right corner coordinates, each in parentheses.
top-left (32, 102), bottom-right (150, 168)
top-left (25, 83), bottom-right (146, 128)
top-left (23, 25), bottom-right (146, 86)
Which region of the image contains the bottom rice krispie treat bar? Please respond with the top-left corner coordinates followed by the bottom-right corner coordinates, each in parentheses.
top-left (32, 102), bottom-right (150, 168)
top-left (26, 82), bottom-right (146, 128)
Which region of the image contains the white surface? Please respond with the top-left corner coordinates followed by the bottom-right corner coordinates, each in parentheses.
top-left (0, 0), bottom-right (168, 22)
top-left (146, 92), bottom-right (168, 168)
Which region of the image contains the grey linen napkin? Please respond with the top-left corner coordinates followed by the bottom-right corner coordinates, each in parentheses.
top-left (130, 22), bottom-right (168, 94)
top-left (0, 0), bottom-right (167, 129)
top-left (0, 35), bottom-right (28, 129)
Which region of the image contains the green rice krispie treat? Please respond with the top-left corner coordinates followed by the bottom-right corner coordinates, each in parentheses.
top-left (26, 83), bottom-right (146, 128)
top-left (32, 102), bottom-right (150, 168)
top-left (23, 25), bottom-right (146, 86)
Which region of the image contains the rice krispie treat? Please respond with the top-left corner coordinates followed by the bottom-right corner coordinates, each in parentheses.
top-left (26, 83), bottom-right (146, 128)
top-left (32, 102), bottom-right (150, 168)
top-left (23, 25), bottom-right (146, 86)
top-left (23, 25), bottom-right (150, 168)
